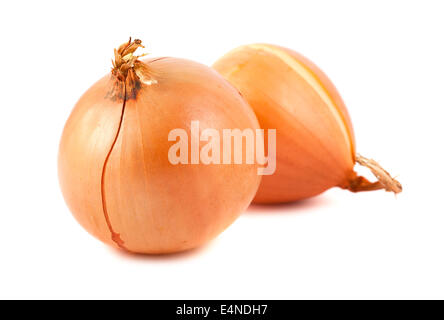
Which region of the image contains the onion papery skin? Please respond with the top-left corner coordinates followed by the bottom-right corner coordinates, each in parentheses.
top-left (213, 44), bottom-right (360, 204)
top-left (59, 56), bottom-right (261, 254)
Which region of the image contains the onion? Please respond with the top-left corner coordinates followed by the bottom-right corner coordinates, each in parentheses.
top-left (213, 43), bottom-right (402, 203)
top-left (58, 39), bottom-right (261, 254)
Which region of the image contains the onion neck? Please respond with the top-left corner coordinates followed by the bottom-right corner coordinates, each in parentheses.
top-left (111, 38), bottom-right (155, 100)
top-left (344, 154), bottom-right (402, 194)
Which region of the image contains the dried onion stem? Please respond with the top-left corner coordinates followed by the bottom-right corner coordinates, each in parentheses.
top-left (356, 154), bottom-right (402, 193)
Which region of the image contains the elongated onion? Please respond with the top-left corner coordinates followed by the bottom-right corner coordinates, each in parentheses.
top-left (58, 39), bottom-right (261, 253)
top-left (213, 44), bottom-right (402, 203)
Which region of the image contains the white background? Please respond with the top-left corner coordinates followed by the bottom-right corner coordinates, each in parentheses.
top-left (1, 0), bottom-right (443, 299)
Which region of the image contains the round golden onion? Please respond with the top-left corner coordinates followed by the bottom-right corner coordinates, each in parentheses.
top-left (59, 39), bottom-right (261, 254)
top-left (214, 43), bottom-right (401, 203)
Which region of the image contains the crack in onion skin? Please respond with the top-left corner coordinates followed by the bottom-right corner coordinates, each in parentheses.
top-left (59, 47), bottom-right (262, 254)
top-left (213, 43), bottom-right (400, 203)
top-left (58, 75), bottom-right (124, 247)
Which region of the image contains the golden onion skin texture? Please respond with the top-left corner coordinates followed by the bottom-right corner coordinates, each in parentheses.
top-left (59, 47), bottom-right (261, 254)
top-left (214, 44), bottom-right (368, 203)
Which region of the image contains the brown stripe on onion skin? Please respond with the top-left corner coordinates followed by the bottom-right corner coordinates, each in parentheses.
top-left (100, 80), bottom-right (128, 250)
top-left (58, 74), bottom-right (125, 247)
